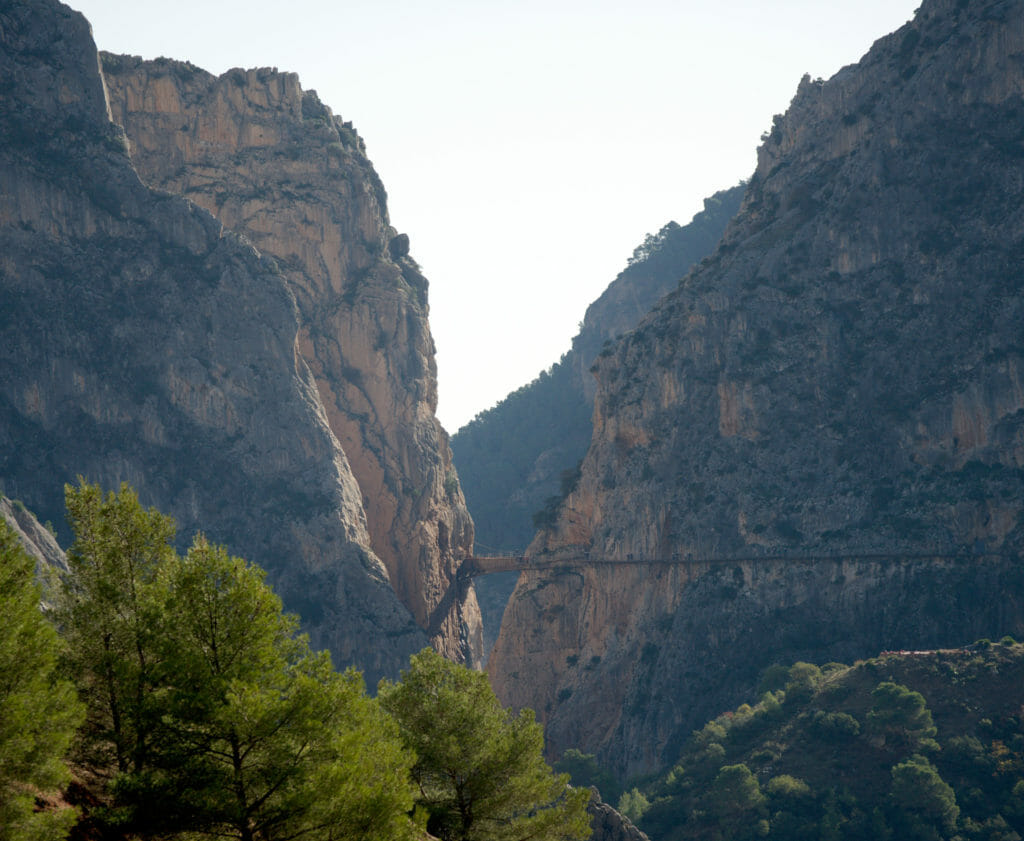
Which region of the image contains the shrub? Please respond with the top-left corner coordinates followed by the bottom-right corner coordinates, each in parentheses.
top-left (867, 682), bottom-right (936, 748)
top-left (766, 774), bottom-right (812, 799)
top-left (807, 709), bottom-right (862, 741)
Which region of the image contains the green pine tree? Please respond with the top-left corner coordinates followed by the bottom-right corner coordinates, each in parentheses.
top-left (59, 480), bottom-right (176, 784)
top-left (378, 647), bottom-right (592, 841)
top-left (59, 482), bottom-right (418, 840)
top-left (153, 535), bottom-right (418, 841)
top-left (889, 755), bottom-right (959, 839)
top-left (0, 516), bottom-right (83, 841)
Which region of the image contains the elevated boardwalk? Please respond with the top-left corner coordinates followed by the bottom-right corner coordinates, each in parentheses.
top-left (458, 550), bottom-right (1009, 579)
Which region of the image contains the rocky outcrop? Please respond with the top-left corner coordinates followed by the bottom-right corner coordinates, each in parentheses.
top-left (490, 0), bottom-right (1024, 775)
top-left (0, 0), bottom-right (469, 682)
top-left (99, 54), bottom-right (479, 665)
top-left (587, 788), bottom-right (649, 841)
top-left (1, 496), bottom-right (67, 576)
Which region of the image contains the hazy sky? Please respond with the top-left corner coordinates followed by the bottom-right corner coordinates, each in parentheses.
top-left (69, 0), bottom-right (920, 431)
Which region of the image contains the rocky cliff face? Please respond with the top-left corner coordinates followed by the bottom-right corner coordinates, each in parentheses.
top-left (568, 187), bottom-right (745, 405)
top-left (491, 556), bottom-right (1024, 778)
top-left (452, 190), bottom-right (742, 652)
top-left (489, 0), bottom-right (1024, 775)
top-left (1, 496), bottom-right (67, 576)
top-left (454, 188), bottom-right (744, 556)
top-left (0, 0), bottom-right (475, 682)
top-left (100, 55), bottom-right (479, 663)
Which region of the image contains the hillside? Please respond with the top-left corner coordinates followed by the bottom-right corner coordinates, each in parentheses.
top-left (489, 0), bottom-right (1024, 776)
top-left (0, 0), bottom-right (478, 682)
top-left (633, 642), bottom-right (1024, 841)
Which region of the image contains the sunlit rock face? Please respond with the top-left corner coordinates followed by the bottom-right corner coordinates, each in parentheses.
top-left (587, 788), bottom-right (650, 841)
top-left (1, 496), bottom-right (67, 577)
top-left (0, 0), bottom-right (478, 682)
top-left (489, 0), bottom-right (1024, 776)
top-left (101, 56), bottom-right (481, 665)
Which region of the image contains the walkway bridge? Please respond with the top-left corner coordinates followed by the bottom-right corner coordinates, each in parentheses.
top-left (457, 550), bottom-right (1009, 580)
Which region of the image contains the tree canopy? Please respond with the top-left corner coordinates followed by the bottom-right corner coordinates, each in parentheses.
top-left (3, 483), bottom-right (596, 841)
top-left (867, 681), bottom-right (937, 749)
top-left (378, 647), bottom-right (591, 841)
top-left (890, 754), bottom-right (959, 838)
top-left (59, 481), bottom-right (418, 841)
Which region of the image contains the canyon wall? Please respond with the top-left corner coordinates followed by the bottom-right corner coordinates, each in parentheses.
top-left (490, 0), bottom-right (1024, 775)
top-left (490, 556), bottom-right (1024, 778)
top-left (453, 187), bottom-right (744, 557)
top-left (0, 0), bottom-right (477, 682)
top-left (100, 56), bottom-right (479, 663)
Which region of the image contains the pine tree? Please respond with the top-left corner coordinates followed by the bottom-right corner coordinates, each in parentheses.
top-left (152, 535), bottom-right (418, 841)
top-left (378, 647), bottom-right (591, 841)
top-left (59, 480), bottom-right (176, 782)
top-left (0, 517), bottom-right (83, 841)
top-left (59, 481), bottom-right (418, 840)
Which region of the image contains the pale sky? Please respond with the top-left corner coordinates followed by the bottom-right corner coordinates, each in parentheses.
top-left (68, 0), bottom-right (921, 432)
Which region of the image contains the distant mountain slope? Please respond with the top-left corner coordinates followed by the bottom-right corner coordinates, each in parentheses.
top-left (636, 642), bottom-right (1024, 841)
top-left (490, 0), bottom-right (1024, 775)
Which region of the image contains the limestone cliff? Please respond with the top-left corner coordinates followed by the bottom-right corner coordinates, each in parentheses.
top-left (491, 557), bottom-right (1024, 778)
top-left (0, 0), bottom-right (465, 683)
top-left (569, 187), bottom-right (746, 406)
top-left (454, 188), bottom-right (744, 556)
top-left (99, 55), bottom-right (479, 664)
top-left (490, 0), bottom-right (1024, 776)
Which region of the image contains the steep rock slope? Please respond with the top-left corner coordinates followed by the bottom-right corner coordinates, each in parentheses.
top-left (570, 187), bottom-right (746, 406)
top-left (1, 496), bottom-right (67, 576)
top-left (588, 789), bottom-right (650, 841)
top-left (0, 0), bottom-right (441, 682)
top-left (490, 0), bottom-right (1024, 776)
top-left (100, 56), bottom-right (479, 663)
top-left (492, 557), bottom-right (1024, 779)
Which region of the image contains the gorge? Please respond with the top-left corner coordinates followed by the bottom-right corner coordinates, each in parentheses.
top-left (3, 0), bottom-right (1024, 824)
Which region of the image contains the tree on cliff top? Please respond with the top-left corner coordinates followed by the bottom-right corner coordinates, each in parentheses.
top-left (378, 647), bottom-right (591, 841)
